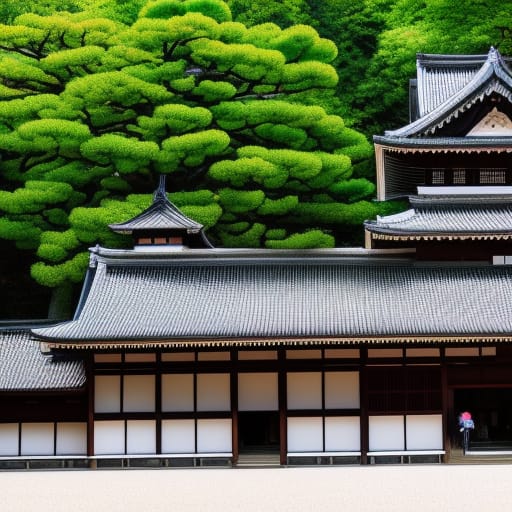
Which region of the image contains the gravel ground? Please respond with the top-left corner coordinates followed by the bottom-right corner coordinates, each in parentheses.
top-left (0, 465), bottom-right (510, 511)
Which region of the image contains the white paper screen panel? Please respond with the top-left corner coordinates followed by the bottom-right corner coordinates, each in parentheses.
top-left (161, 419), bottom-right (195, 454)
top-left (56, 423), bottom-right (87, 455)
top-left (161, 374), bottom-right (194, 412)
top-left (123, 375), bottom-right (155, 412)
top-left (287, 417), bottom-right (323, 452)
top-left (196, 374), bottom-right (230, 412)
top-left (94, 420), bottom-right (125, 455)
top-left (126, 420), bottom-right (156, 454)
top-left (324, 372), bottom-right (360, 409)
top-left (0, 424), bottom-right (18, 456)
top-left (406, 415), bottom-right (443, 450)
top-left (238, 373), bottom-right (278, 411)
top-left (287, 373), bottom-right (322, 410)
top-left (196, 419), bottom-right (232, 453)
top-left (324, 417), bottom-right (360, 451)
top-left (95, 375), bottom-right (120, 413)
top-left (369, 416), bottom-right (405, 451)
top-left (21, 423), bottom-right (54, 456)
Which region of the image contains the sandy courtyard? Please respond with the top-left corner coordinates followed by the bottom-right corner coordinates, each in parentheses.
top-left (0, 464), bottom-right (510, 511)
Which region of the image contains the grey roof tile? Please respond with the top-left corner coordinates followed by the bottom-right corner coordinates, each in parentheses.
top-left (0, 329), bottom-right (86, 391)
top-left (366, 195), bottom-right (512, 236)
top-left (32, 253), bottom-right (512, 343)
top-left (384, 48), bottom-right (512, 138)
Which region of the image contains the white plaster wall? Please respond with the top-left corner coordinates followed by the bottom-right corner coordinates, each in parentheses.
top-left (126, 420), bottom-right (156, 454)
top-left (369, 416), bottom-right (405, 451)
top-left (287, 373), bottom-right (322, 410)
top-left (238, 373), bottom-right (278, 411)
top-left (196, 419), bottom-right (232, 453)
top-left (406, 415), bottom-right (443, 450)
top-left (21, 423), bottom-right (54, 456)
top-left (324, 417), bottom-right (360, 451)
top-left (324, 372), bottom-right (360, 409)
top-left (94, 375), bottom-right (121, 413)
top-left (94, 420), bottom-right (125, 455)
top-left (287, 417), bottom-right (323, 452)
top-left (161, 419), bottom-right (195, 454)
top-left (56, 423), bottom-right (87, 455)
top-left (161, 374), bottom-right (194, 412)
top-left (123, 375), bottom-right (155, 412)
top-left (196, 374), bottom-right (230, 412)
top-left (0, 423), bottom-right (18, 456)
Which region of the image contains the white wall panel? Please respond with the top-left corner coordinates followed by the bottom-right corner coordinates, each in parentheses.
top-left (21, 423), bottom-right (54, 456)
top-left (196, 419), bottom-right (232, 453)
top-left (94, 420), bottom-right (125, 455)
top-left (196, 374), bottom-right (230, 412)
top-left (95, 375), bottom-right (121, 413)
top-left (238, 373), bottom-right (278, 411)
top-left (126, 420), bottom-right (156, 454)
top-left (161, 419), bottom-right (195, 454)
top-left (287, 417), bottom-right (323, 452)
top-left (0, 424), bottom-right (18, 456)
top-left (123, 375), bottom-right (155, 412)
top-left (56, 423), bottom-right (87, 455)
top-left (325, 417), bottom-right (360, 451)
top-left (162, 374), bottom-right (194, 412)
top-left (325, 372), bottom-right (360, 409)
top-left (406, 415), bottom-right (443, 450)
top-left (287, 373), bottom-right (322, 410)
top-left (369, 416), bottom-right (405, 451)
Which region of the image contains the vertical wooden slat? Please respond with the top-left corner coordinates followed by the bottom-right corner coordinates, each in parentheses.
top-left (155, 352), bottom-right (162, 455)
top-left (441, 359), bottom-right (450, 462)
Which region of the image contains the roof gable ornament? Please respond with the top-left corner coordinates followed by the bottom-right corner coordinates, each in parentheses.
top-left (467, 107), bottom-right (512, 136)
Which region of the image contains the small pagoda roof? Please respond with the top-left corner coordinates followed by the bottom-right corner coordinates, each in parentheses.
top-left (0, 328), bottom-right (85, 391)
top-left (381, 48), bottom-right (512, 139)
top-left (32, 248), bottom-right (512, 348)
top-left (109, 176), bottom-right (204, 235)
top-left (365, 194), bottom-right (512, 240)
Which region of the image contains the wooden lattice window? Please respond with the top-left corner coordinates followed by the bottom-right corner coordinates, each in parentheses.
top-left (431, 169), bottom-right (445, 184)
top-left (479, 168), bottom-right (506, 184)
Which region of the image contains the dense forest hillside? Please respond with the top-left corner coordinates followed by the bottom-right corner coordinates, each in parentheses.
top-left (0, 0), bottom-right (508, 318)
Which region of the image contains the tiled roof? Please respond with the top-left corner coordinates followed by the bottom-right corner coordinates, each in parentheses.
top-left (373, 135), bottom-right (512, 150)
top-left (365, 195), bottom-right (512, 238)
top-left (109, 190), bottom-right (204, 234)
top-left (32, 249), bottom-right (512, 346)
top-left (385, 48), bottom-right (512, 138)
top-left (0, 329), bottom-right (86, 391)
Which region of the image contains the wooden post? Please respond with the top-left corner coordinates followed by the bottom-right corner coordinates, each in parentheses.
top-left (86, 354), bottom-right (95, 466)
top-left (359, 347), bottom-right (369, 465)
top-left (231, 349), bottom-right (239, 464)
top-left (441, 357), bottom-right (450, 462)
top-left (278, 349), bottom-right (287, 465)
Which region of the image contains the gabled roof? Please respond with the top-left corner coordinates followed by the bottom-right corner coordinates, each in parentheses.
top-left (32, 247), bottom-right (512, 348)
top-left (0, 329), bottom-right (85, 391)
top-left (365, 195), bottom-right (512, 240)
top-left (109, 176), bottom-right (204, 235)
top-left (384, 48), bottom-right (512, 138)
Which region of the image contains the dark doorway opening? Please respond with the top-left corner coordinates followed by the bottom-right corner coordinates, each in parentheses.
top-left (238, 411), bottom-right (279, 453)
top-left (454, 388), bottom-right (512, 450)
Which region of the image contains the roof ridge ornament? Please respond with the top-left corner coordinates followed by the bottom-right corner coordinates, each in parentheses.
top-left (153, 174), bottom-right (169, 203)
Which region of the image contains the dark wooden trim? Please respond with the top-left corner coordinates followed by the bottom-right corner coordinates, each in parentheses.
top-left (230, 349), bottom-right (239, 463)
top-left (359, 348), bottom-right (369, 465)
top-left (278, 349), bottom-right (287, 465)
top-left (155, 352), bottom-right (162, 455)
top-left (86, 354), bottom-right (95, 457)
top-left (441, 363), bottom-right (450, 461)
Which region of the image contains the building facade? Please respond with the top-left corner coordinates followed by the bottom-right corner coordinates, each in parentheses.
top-left (2, 49), bottom-right (512, 467)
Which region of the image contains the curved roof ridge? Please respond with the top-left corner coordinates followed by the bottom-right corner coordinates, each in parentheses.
top-left (388, 48), bottom-right (512, 138)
